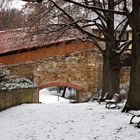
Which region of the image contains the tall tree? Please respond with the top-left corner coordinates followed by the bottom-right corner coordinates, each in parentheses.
top-left (0, 8), bottom-right (25, 30)
top-left (122, 0), bottom-right (140, 111)
top-left (23, 0), bottom-right (131, 99)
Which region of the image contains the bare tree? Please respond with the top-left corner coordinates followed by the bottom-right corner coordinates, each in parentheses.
top-left (0, 0), bottom-right (14, 9)
top-left (122, 0), bottom-right (140, 111)
top-left (0, 8), bottom-right (25, 30)
top-left (23, 0), bottom-right (43, 2)
top-left (22, 0), bottom-right (131, 99)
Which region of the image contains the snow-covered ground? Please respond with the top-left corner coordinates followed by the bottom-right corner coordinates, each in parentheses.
top-left (39, 88), bottom-right (70, 104)
top-left (0, 89), bottom-right (140, 140)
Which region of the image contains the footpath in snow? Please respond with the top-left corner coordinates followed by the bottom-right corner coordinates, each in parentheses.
top-left (0, 89), bottom-right (140, 140)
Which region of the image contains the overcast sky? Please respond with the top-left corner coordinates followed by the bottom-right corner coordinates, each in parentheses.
top-left (3, 0), bottom-right (26, 9)
top-left (11, 0), bottom-right (26, 9)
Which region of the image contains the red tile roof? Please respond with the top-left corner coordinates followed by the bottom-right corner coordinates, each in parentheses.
top-left (0, 28), bottom-right (83, 55)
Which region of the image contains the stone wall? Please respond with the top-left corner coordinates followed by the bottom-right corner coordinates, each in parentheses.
top-left (0, 38), bottom-right (131, 103)
top-left (0, 39), bottom-right (96, 65)
top-left (120, 67), bottom-right (130, 85)
top-left (6, 49), bottom-right (101, 102)
top-left (3, 51), bottom-right (130, 103)
top-left (36, 49), bottom-right (101, 88)
top-left (0, 88), bottom-right (39, 111)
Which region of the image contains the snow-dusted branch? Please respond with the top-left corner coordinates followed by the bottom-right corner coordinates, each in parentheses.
top-left (64, 0), bottom-right (126, 15)
top-left (119, 40), bottom-right (132, 55)
top-left (49, 0), bottom-right (106, 42)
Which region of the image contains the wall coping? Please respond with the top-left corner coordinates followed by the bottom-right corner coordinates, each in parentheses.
top-left (39, 82), bottom-right (83, 91)
top-left (0, 87), bottom-right (38, 93)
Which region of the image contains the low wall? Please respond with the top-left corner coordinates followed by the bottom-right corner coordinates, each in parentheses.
top-left (0, 87), bottom-right (39, 111)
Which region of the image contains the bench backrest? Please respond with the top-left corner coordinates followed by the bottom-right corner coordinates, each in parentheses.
top-left (103, 92), bottom-right (109, 99)
top-left (98, 92), bottom-right (108, 100)
top-left (112, 94), bottom-right (121, 103)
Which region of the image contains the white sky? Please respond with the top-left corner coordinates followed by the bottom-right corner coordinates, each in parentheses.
top-left (5, 0), bottom-right (26, 9)
top-left (12, 0), bottom-right (26, 9)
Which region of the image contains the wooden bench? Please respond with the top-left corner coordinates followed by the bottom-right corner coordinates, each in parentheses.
top-left (105, 94), bottom-right (121, 109)
top-left (129, 111), bottom-right (140, 128)
top-left (97, 92), bottom-right (109, 104)
top-left (90, 90), bottom-right (101, 102)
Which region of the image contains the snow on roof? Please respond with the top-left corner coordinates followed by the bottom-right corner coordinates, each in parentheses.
top-left (0, 25), bottom-right (131, 55)
top-left (0, 28), bottom-right (83, 55)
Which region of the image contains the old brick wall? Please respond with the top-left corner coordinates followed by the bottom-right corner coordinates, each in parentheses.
top-left (0, 38), bottom-right (131, 103)
top-left (5, 48), bottom-right (101, 102)
top-left (0, 88), bottom-right (39, 111)
top-left (1, 56), bottom-right (130, 103)
top-left (0, 39), bottom-right (95, 65)
top-left (0, 40), bottom-right (102, 102)
top-left (35, 49), bottom-right (101, 102)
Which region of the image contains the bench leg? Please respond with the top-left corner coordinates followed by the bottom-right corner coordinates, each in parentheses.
top-left (115, 103), bottom-right (120, 109)
top-left (108, 103), bottom-right (113, 109)
top-left (97, 100), bottom-right (101, 104)
top-left (130, 115), bottom-right (135, 124)
top-left (137, 121), bottom-right (140, 128)
top-left (107, 103), bottom-right (114, 109)
top-left (105, 102), bottom-right (108, 108)
top-left (106, 102), bottom-right (111, 109)
top-left (107, 104), bottom-right (110, 109)
top-left (107, 103), bottom-right (120, 109)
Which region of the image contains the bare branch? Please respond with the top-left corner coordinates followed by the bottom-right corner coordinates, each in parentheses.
top-left (119, 40), bottom-right (132, 54)
top-left (27, 4), bottom-right (55, 30)
top-left (113, 40), bottom-right (132, 54)
top-left (54, 25), bottom-right (72, 40)
top-left (115, 18), bottom-right (127, 31)
top-left (49, 0), bottom-right (105, 42)
top-left (117, 20), bottom-right (129, 41)
top-left (79, 37), bottom-right (104, 54)
top-left (64, 0), bottom-right (126, 15)
top-left (114, 0), bottom-right (124, 6)
top-left (23, 0), bottom-right (43, 3)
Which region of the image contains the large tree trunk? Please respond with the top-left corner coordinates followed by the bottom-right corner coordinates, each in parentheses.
top-left (125, 35), bottom-right (140, 110)
top-left (102, 49), bottom-right (120, 99)
top-left (101, 0), bottom-right (120, 99)
top-left (102, 50), bottom-right (110, 97)
top-left (109, 51), bottom-right (121, 98)
top-left (122, 0), bottom-right (140, 111)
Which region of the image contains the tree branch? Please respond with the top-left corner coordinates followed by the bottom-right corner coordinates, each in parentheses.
top-left (49, 0), bottom-right (105, 42)
top-left (117, 20), bottom-right (129, 41)
top-left (115, 18), bottom-right (127, 31)
top-left (64, 0), bottom-right (126, 15)
top-left (79, 37), bottom-right (104, 54)
top-left (119, 40), bottom-right (132, 55)
top-left (113, 40), bottom-right (132, 54)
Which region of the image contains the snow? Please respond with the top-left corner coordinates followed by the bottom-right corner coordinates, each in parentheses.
top-left (9, 0), bottom-right (26, 9)
top-left (0, 90), bottom-right (140, 140)
top-left (0, 77), bottom-right (34, 91)
top-left (39, 88), bottom-right (70, 104)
